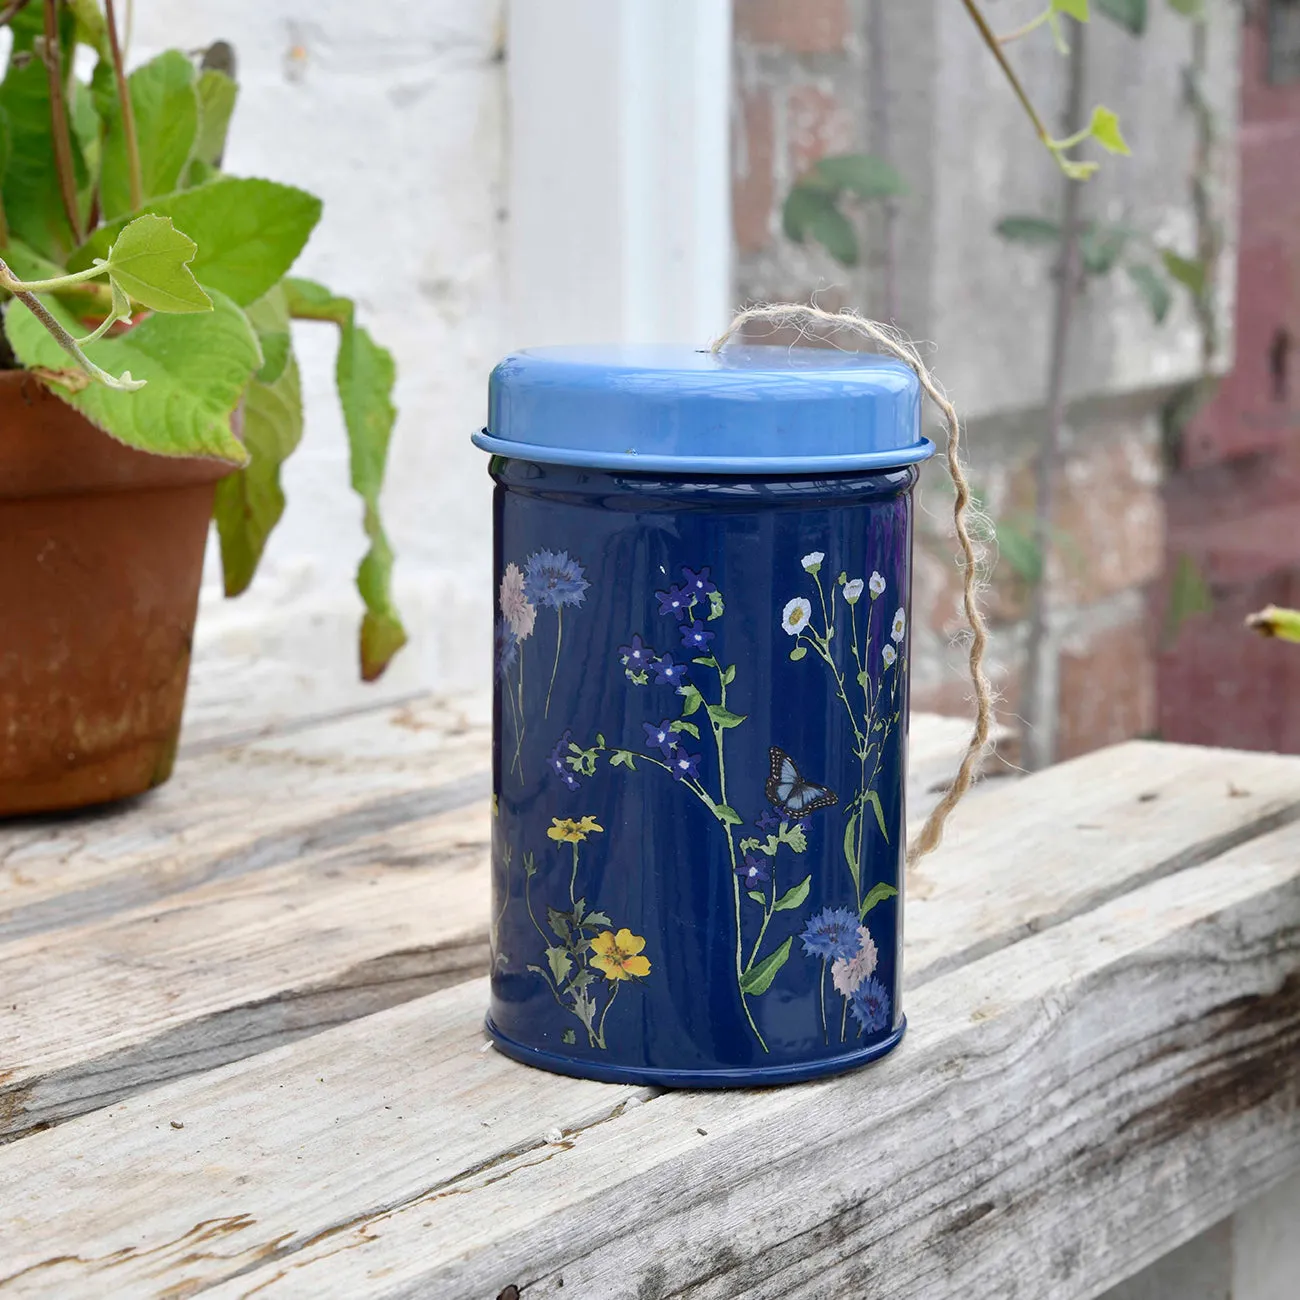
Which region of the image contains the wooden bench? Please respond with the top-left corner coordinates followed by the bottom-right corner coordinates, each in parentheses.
top-left (1, 693), bottom-right (1296, 1298)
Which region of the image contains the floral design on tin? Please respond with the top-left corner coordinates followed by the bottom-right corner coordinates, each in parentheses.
top-left (800, 908), bottom-right (892, 1043)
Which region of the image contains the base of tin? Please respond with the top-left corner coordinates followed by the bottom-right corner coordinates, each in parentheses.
top-left (484, 1016), bottom-right (907, 1089)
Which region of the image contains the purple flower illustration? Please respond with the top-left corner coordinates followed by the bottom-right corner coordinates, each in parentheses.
top-left (549, 730), bottom-right (580, 790)
top-left (619, 634), bottom-right (655, 671)
top-left (735, 854), bottom-right (771, 888)
top-left (800, 908), bottom-right (862, 963)
top-left (849, 977), bottom-right (892, 1034)
top-left (642, 719), bottom-right (678, 758)
top-left (655, 586), bottom-right (692, 621)
top-left (650, 654), bottom-right (688, 686)
top-left (523, 550), bottom-right (590, 610)
top-left (669, 749), bottom-right (702, 782)
top-left (680, 566), bottom-right (716, 596)
top-left (755, 807), bottom-right (781, 833)
top-left (679, 620), bottom-right (714, 652)
top-left (494, 618), bottom-right (518, 678)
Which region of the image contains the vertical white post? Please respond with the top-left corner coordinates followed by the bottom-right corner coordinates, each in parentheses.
top-left (506, 0), bottom-right (732, 348)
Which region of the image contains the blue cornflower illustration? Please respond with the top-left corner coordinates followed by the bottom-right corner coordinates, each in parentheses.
top-left (655, 586), bottom-right (691, 621)
top-left (549, 730), bottom-right (579, 790)
top-left (650, 653), bottom-right (688, 686)
top-left (523, 550), bottom-right (590, 610)
top-left (735, 854), bottom-right (771, 888)
top-left (755, 806), bottom-right (781, 832)
top-left (679, 620), bottom-right (715, 652)
top-left (680, 565), bottom-right (716, 596)
top-left (849, 977), bottom-right (891, 1034)
top-left (619, 634), bottom-right (655, 671)
top-left (494, 618), bottom-right (518, 678)
top-left (799, 908), bottom-right (862, 962)
top-left (642, 719), bottom-right (678, 758)
top-left (668, 749), bottom-right (702, 782)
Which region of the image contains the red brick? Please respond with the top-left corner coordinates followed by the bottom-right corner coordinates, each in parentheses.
top-left (734, 0), bottom-right (850, 54)
top-left (784, 83), bottom-right (854, 179)
top-left (733, 90), bottom-right (775, 254)
top-left (1057, 614), bottom-right (1156, 760)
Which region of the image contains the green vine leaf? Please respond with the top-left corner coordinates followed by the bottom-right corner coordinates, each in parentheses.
top-left (283, 276), bottom-right (406, 680)
top-left (708, 590), bottom-right (725, 620)
top-left (773, 874), bottom-right (811, 913)
top-left (545, 945), bottom-right (573, 985)
top-left (1088, 106), bottom-right (1131, 156)
top-left (1095, 0), bottom-right (1148, 33)
top-left (5, 288), bottom-right (257, 461)
top-left (1127, 263), bottom-right (1172, 324)
top-left (678, 685), bottom-right (704, 716)
top-left (1160, 248), bottom-right (1207, 296)
top-left (859, 882), bottom-right (899, 920)
top-left (670, 719), bottom-right (701, 740)
top-left (747, 891), bottom-right (766, 906)
top-left (866, 790), bottom-right (889, 841)
top-left (739, 937), bottom-right (792, 996)
top-left (609, 750), bottom-right (638, 770)
top-left (706, 704), bottom-right (747, 730)
top-left (1053, 0), bottom-right (1090, 21)
top-left (721, 664), bottom-right (737, 686)
top-left (714, 804), bottom-right (743, 826)
top-left (790, 645), bottom-right (808, 662)
top-left (545, 909), bottom-right (571, 942)
top-left (105, 215), bottom-right (212, 313)
top-left (843, 812), bottom-right (861, 895)
top-left (584, 910), bottom-right (612, 929)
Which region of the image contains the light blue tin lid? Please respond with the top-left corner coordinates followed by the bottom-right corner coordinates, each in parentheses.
top-left (473, 344), bottom-right (932, 474)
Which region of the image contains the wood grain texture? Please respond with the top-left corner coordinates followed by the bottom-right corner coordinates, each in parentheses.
top-left (0, 820), bottom-right (1294, 1299)
top-left (0, 705), bottom-right (995, 1142)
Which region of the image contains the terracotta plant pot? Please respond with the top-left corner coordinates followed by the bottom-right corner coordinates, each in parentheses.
top-left (0, 372), bottom-right (230, 815)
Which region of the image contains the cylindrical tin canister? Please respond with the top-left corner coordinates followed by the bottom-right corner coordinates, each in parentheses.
top-left (473, 346), bottom-right (933, 1087)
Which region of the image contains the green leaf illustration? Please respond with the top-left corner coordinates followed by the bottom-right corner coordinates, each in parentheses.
top-left (721, 664), bottom-right (737, 686)
top-left (739, 937), bottom-right (793, 996)
top-left (773, 875), bottom-right (811, 913)
top-left (843, 812), bottom-right (861, 896)
top-left (866, 789), bottom-right (889, 841)
top-left (670, 719), bottom-right (701, 739)
top-left (747, 891), bottom-right (766, 905)
top-left (714, 804), bottom-right (743, 826)
top-left (706, 704), bottom-right (747, 730)
top-left (860, 882), bottom-right (899, 920)
top-left (562, 1028), bottom-right (576, 1045)
top-left (545, 945), bottom-right (573, 984)
top-left (545, 908), bottom-right (571, 942)
top-left (106, 214), bottom-right (213, 313)
top-left (790, 645), bottom-right (808, 662)
top-left (679, 685), bottom-right (704, 716)
top-left (708, 590), bottom-right (725, 620)
top-left (584, 911), bottom-right (612, 929)
top-left (778, 822), bottom-right (808, 853)
top-left (609, 750), bottom-right (638, 770)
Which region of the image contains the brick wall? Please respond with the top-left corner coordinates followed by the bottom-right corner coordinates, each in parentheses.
top-left (729, 0), bottom-right (1238, 763)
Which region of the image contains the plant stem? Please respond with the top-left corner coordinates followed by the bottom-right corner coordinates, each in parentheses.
top-left (569, 842), bottom-right (579, 910)
top-left (1022, 28), bottom-right (1088, 772)
top-left (42, 0), bottom-right (83, 245)
top-left (544, 608), bottom-right (562, 718)
top-left (595, 982), bottom-right (619, 1050)
top-left (997, 7), bottom-right (1051, 44)
top-left (819, 961), bottom-right (828, 1043)
top-left (959, 0), bottom-right (1053, 148)
top-left (104, 0), bottom-right (142, 212)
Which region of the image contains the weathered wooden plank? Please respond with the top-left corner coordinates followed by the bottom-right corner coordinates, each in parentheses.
top-left (0, 818), bottom-right (1294, 1299)
top-left (2, 737), bottom-right (1292, 1146)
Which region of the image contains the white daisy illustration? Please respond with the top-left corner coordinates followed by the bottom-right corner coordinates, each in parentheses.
top-left (782, 597), bottom-right (813, 636)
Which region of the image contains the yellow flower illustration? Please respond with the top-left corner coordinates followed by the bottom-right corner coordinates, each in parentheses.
top-left (547, 815), bottom-right (604, 843)
top-left (589, 929), bottom-right (651, 981)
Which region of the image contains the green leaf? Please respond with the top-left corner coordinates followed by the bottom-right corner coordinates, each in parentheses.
top-left (193, 68), bottom-right (238, 169)
top-left (859, 882), bottom-right (899, 919)
top-left (1247, 607), bottom-right (1300, 644)
top-left (1127, 263), bottom-right (1172, 324)
top-left (1160, 248), bottom-right (1206, 297)
top-left (679, 685), bottom-right (703, 716)
top-left (705, 704), bottom-right (747, 730)
top-left (1088, 106), bottom-right (1130, 156)
top-left (996, 518), bottom-right (1044, 584)
top-left (609, 750), bottom-right (637, 770)
top-left (214, 353), bottom-right (304, 596)
top-left (584, 910), bottom-right (612, 929)
top-left (790, 645), bottom-right (808, 662)
top-left (1059, 157), bottom-right (1100, 182)
top-left (773, 874), bottom-right (811, 913)
top-left (783, 181), bottom-right (833, 244)
top-left (70, 178), bottom-right (323, 307)
top-left (545, 945), bottom-right (573, 984)
top-left (866, 789), bottom-right (889, 841)
top-left (244, 283), bottom-right (291, 384)
top-left (708, 590), bottom-right (724, 620)
top-left (747, 891), bottom-right (767, 906)
top-left (669, 719), bottom-right (701, 740)
top-left (1165, 0), bottom-right (1204, 17)
top-left (99, 51), bottom-right (199, 222)
top-left (995, 216), bottom-right (1062, 246)
top-left (811, 153), bottom-right (906, 200)
top-left (562, 1028), bottom-right (576, 1045)
top-left (739, 937), bottom-right (792, 996)
top-left (1080, 223), bottom-right (1129, 276)
top-left (1052, 0), bottom-right (1090, 20)
top-left (5, 288), bottom-right (258, 462)
top-left (1163, 552), bottom-right (1213, 647)
top-left (806, 199), bottom-right (858, 268)
top-left (1095, 0), bottom-right (1148, 32)
top-left (843, 812), bottom-right (861, 895)
top-left (714, 804), bottom-right (743, 826)
top-left (69, 0), bottom-right (111, 58)
top-left (692, 656), bottom-right (718, 667)
top-left (105, 215), bottom-right (213, 313)
top-left (283, 276), bottom-right (406, 680)
top-left (546, 908), bottom-right (571, 942)
top-left (778, 822), bottom-right (808, 853)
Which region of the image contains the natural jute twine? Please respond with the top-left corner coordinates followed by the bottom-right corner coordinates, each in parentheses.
top-left (711, 304), bottom-right (994, 869)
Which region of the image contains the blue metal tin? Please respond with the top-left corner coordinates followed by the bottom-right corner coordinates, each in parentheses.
top-left (475, 346), bottom-right (933, 1087)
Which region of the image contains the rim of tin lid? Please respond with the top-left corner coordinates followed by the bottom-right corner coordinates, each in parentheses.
top-left (473, 343), bottom-right (936, 474)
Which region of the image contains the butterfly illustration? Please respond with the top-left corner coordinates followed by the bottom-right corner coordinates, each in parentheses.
top-left (765, 747), bottom-right (838, 820)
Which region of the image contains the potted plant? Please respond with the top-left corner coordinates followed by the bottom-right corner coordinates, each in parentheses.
top-left (0, 1), bottom-right (405, 814)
